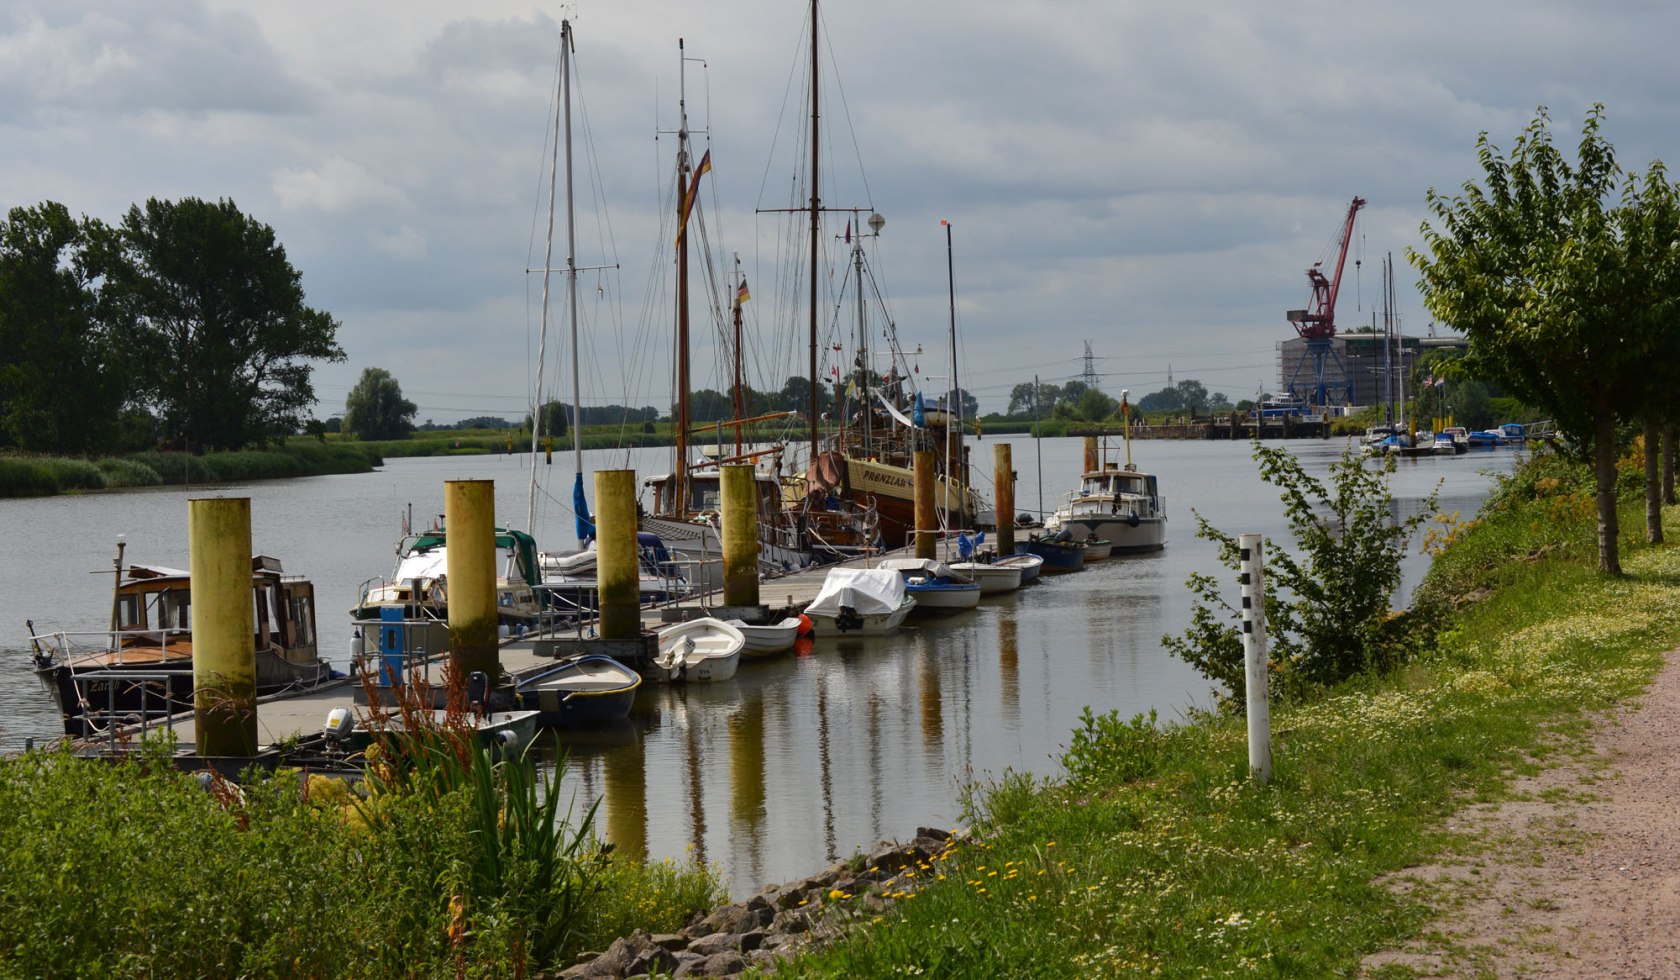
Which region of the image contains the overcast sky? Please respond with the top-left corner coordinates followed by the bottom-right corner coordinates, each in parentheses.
top-left (6, 1), bottom-right (1676, 420)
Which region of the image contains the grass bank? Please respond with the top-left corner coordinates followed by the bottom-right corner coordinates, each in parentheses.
top-left (0, 443), bottom-right (383, 498)
top-left (774, 447), bottom-right (1680, 976)
top-left (0, 722), bottom-right (725, 977)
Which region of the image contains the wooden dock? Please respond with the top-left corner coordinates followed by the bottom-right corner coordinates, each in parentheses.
top-left (108, 542), bottom-right (934, 754)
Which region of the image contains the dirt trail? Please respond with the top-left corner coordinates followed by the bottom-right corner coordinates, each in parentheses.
top-left (1364, 651), bottom-right (1680, 978)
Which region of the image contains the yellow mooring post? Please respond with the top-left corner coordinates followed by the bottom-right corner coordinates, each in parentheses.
top-left (994, 443), bottom-right (1015, 555)
top-left (720, 464), bottom-right (759, 607)
top-left (914, 449), bottom-right (936, 559)
top-left (595, 469), bottom-right (639, 640)
top-left (1082, 434), bottom-right (1098, 474)
top-left (188, 496), bottom-right (258, 757)
top-left (445, 479), bottom-right (499, 681)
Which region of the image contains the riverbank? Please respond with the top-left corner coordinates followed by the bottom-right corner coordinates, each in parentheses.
top-left (740, 448), bottom-right (1680, 975)
top-left (0, 443), bottom-right (382, 497)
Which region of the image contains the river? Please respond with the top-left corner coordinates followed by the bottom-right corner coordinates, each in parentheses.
top-left (0, 436), bottom-right (1512, 895)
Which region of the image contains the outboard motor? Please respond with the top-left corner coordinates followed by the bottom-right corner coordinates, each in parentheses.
top-left (466, 671), bottom-right (490, 714)
top-left (835, 605), bottom-right (863, 634)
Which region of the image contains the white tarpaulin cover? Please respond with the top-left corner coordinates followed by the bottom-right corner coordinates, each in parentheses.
top-left (805, 567), bottom-right (907, 616)
top-left (877, 557), bottom-right (967, 580)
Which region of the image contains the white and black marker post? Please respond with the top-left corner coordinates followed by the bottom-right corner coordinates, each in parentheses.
top-left (1239, 533), bottom-right (1272, 782)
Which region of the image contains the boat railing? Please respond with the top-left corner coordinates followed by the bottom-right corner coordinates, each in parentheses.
top-left (67, 668), bottom-right (188, 746)
top-left (27, 627), bottom-right (190, 665)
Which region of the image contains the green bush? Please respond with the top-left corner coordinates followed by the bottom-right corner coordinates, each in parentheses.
top-left (32, 457), bottom-right (106, 491)
top-left (96, 457), bottom-right (164, 487)
top-left (1165, 442), bottom-right (1439, 708)
top-left (0, 457), bottom-right (57, 497)
top-left (123, 451), bottom-right (215, 485)
top-left (200, 450), bottom-right (305, 482)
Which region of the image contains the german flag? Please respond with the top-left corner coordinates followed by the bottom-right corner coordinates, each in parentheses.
top-left (675, 149), bottom-right (712, 248)
top-left (736, 277), bottom-right (750, 307)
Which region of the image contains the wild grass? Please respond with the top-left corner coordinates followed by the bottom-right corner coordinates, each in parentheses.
top-left (0, 456), bottom-right (65, 497)
top-left (0, 668), bottom-right (724, 976)
top-left (776, 448), bottom-right (1680, 977)
top-left (95, 457), bottom-right (164, 487)
top-left (0, 444), bottom-right (382, 497)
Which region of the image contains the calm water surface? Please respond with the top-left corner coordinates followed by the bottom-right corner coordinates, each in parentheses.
top-left (0, 438), bottom-right (1513, 895)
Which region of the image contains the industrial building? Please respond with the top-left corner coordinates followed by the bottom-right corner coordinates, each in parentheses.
top-left (1275, 333), bottom-right (1467, 413)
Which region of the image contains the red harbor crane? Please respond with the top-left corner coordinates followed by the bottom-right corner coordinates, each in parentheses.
top-left (1284, 196), bottom-right (1366, 409)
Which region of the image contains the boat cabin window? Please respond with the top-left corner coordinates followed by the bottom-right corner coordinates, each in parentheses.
top-left (153, 588), bottom-right (191, 631)
top-left (285, 585), bottom-right (316, 648)
top-left (117, 593), bottom-right (146, 630)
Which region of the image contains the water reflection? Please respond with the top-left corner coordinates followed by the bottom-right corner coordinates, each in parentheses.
top-left (998, 611), bottom-right (1020, 728)
top-left (601, 729), bottom-right (648, 863)
top-left (727, 689), bottom-right (766, 884)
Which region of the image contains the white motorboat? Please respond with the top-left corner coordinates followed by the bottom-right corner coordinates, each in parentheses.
top-left (992, 552), bottom-right (1044, 583)
top-left (655, 618), bottom-right (744, 683)
top-left (879, 557), bottom-right (981, 613)
top-left (946, 560), bottom-right (1024, 594)
top-left (804, 567), bottom-right (917, 637)
top-left (1045, 463), bottom-right (1167, 553)
top-left (724, 617), bottom-right (802, 658)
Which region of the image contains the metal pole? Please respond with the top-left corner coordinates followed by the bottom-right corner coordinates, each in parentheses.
top-left (1239, 533), bottom-right (1272, 782)
top-left (1034, 374), bottom-right (1044, 520)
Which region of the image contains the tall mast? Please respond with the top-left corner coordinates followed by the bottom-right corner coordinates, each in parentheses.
top-left (528, 19), bottom-right (570, 537)
top-left (731, 254), bottom-right (745, 457)
top-left (943, 219), bottom-right (958, 432)
top-left (674, 37), bottom-right (693, 517)
top-left (807, 0), bottom-right (821, 467)
top-left (853, 215), bottom-right (869, 456)
top-left (562, 23), bottom-right (586, 545)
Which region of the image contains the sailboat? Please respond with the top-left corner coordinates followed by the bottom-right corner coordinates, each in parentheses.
top-left (777, 0), bottom-right (982, 550)
top-left (639, 37), bottom-right (863, 580)
top-left (522, 21), bottom-right (688, 621)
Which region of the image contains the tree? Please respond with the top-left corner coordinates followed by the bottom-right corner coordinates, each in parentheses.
top-left (1006, 380), bottom-right (1061, 417)
top-left (1137, 386), bottom-right (1183, 412)
top-left (0, 202), bottom-right (129, 453)
top-left (1411, 106), bottom-right (1675, 574)
top-left (1074, 388), bottom-right (1118, 421)
top-left (1174, 379), bottom-right (1209, 414)
top-left (343, 367), bottom-right (417, 440)
top-left (778, 376), bottom-right (812, 413)
top-left (98, 197), bottom-right (344, 451)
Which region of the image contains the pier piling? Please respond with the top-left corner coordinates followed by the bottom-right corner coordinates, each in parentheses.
top-left (188, 496), bottom-right (258, 757)
top-left (914, 450), bottom-right (936, 560)
top-left (445, 479), bottom-right (500, 680)
top-left (595, 469), bottom-right (640, 640)
top-left (721, 465), bottom-right (759, 607)
top-left (994, 443), bottom-right (1015, 555)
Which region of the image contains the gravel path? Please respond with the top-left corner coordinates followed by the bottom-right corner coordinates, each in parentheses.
top-left (1363, 649), bottom-right (1680, 978)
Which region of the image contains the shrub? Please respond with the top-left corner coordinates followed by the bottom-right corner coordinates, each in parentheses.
top-left (32, 457), bottom-right (106, 491)
top-left (96, 457), bottom-right (164, 487)
top-left (0, 457), bottom-right (58, 497)
top-left (123, 451), bottom-right (215, 485)
top-left (1165, 442), bottom-right (1439, 708)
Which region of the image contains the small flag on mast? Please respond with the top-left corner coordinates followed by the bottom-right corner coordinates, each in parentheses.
top-left (736, 277), bottom-right (750, 307)
top-left (844, 220), bottom-right (851, 244)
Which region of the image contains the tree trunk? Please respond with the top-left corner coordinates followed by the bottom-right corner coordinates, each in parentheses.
top-left (1664, 424), bottom-right (1676, 506)
top-left (1595, 408), bottom-right (1622, 576)
top-left (1645, 418), bottom-right (1662, 544)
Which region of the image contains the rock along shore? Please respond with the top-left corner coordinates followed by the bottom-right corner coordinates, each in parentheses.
top-left (548, 826), bottom-right (963, 979)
